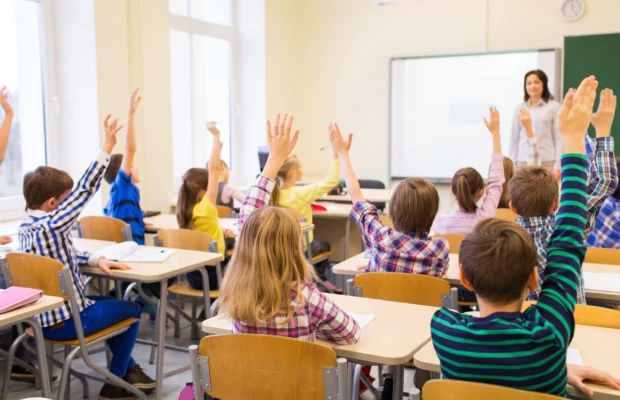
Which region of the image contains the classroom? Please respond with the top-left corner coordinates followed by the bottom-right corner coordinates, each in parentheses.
top-left (1, 0), bottom-right (620, 399)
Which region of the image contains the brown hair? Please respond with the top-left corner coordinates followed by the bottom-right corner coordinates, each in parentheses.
top-left (460, 218), bottom-right (537, 305)
top-left (509, 166), bottom-right (558, 217)
top-left (613, 157), bottom-right (620, 199)
top-left (523, 70), bottom-right (554, 103)
top-left (104, 154), bottom-right (123, 184)
top-left (451, 167), bottom-right (484, 213)
top-left (270, 155), bottom-right (301, 206)
top-left (176, 168), bottom-right (209, 229)
top-left (497, 157), bottom-right (515, 209)
top-left (389, 178), bottom-right (439, 237)
top-left (219, 206), bottom-right (317, 324)
top-left (23, 166), bottom-right (74, 210)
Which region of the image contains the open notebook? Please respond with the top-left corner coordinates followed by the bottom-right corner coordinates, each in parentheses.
top-left (0, 287), bottom-right (43, 314)
top-left (93, 242), bottom-right (176, 263)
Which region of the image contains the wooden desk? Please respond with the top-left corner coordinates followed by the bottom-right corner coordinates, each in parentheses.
top-left (202, 294), bottom-right (438, 400)
top-left (414, 324), bottom-right (620, 399)
top-left (319, 188), bottom-right (393, 203)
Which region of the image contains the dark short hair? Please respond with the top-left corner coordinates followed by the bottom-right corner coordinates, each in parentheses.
top-left (389, 178), bottom-right (439, 237)
top-left (23, 166), bottom-right (74, 210)
top-left (524, 70), bottom-right (554, 103)
top-left (613, 157), bottom-right (620, 200)
top-left (104, 154), bottom-right (123, 184)
top-left (460, 218), bottom-right (538, 305)
top-left (509, 166), bottom-right (558, 217)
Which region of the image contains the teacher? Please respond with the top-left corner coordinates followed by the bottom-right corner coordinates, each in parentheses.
top-left (510, 69), bottom-right (562, 180)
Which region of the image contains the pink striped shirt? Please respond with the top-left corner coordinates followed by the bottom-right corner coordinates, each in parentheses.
top-left (433, 154), bottom-right (505, 234)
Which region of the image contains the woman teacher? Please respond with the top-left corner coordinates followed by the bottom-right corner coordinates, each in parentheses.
top-left (510, 69), bottom-right (562, 180)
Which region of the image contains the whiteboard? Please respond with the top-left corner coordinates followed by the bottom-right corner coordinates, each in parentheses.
top-left (390, 50), bottom-right (560, 181)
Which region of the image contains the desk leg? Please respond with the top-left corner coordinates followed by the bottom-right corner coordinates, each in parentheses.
top-left (393, 364), bottom-right (404, 400)
top-left (156, 279), bottom-right (169, 400)
top-left (25, 317), bottom-right (52, 398)
top-left (344, 218), bottom-right (351, 259)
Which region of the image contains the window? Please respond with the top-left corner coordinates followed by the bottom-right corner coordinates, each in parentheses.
top-left (169, 0), bottom-right (235, 187)
top-left (0, 0), bottom-right (48, 218)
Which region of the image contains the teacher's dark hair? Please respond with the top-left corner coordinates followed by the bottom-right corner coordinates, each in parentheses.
top-left (523, 70), bottom-right (554, 103)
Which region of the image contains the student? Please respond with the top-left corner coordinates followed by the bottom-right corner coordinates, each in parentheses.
top-left (103, 88), bottom-right (145, 245)
top-left (213, 159), bottom-right (245, 209)
top-left (434, 106), bottom-right (505, 234)
top-left (18, 115), bottom-right (155, 400)
top-left (497, 157), bottom-right (515, 208)
top-left (219, 113), bottom-right (360, 344)
top-left (176, 122), bottom-right (230, 291)
top-left (270, 131), bottom-right (342, 293)
top-left (510, 88), bottom-right (618, 304)
top-left (0, 86), bottom-right (14, 245)
top-left (431, 76), bottom-right (607, 396)
top-left (587, 157), bottom-right (620, 249)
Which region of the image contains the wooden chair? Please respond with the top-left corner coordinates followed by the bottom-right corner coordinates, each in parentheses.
top-left (1, 253), bottom-right (144, 400)
top-left (433, 234), bottom-right (465, 254)
top-left (522, 302), bottom-right (620, 329)
top-left (77, 216), bottom-right (132, 243)
top-left (495, 208), bottom-right (518, 221)
top-left (188, 334), bottom-right (348, 400)
top-left (422, 379), bottom-right (563, 400)
top-left (215, 205), bottom-right (233, 218)
top-left (584, 247), bottom-right (620, 265)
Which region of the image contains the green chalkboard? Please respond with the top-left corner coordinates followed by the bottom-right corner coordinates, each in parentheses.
top-left (564, 33), bottom-right (620, 143)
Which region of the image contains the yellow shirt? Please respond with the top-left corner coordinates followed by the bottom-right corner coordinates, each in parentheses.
top-left (278, 159), bottom-right (341, 243)
top-left (192, 195), bottom-right (225, 256)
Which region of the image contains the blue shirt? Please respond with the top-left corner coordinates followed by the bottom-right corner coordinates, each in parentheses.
top-left (586, 197), bottom-right (620, 249)
top-left (104, 169), bottom-right (144, 245)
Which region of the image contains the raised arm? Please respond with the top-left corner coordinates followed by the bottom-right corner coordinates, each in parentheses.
top-left (510, 106), bottom-right (521, 163)
top-left (121, 88), bottom-right (141, 176)
top-left (206, 122), bottom-right (223, 205)
top-left (329, 124), bottom-right (359, 202)
top-left (478, 106), bottom-right (505, 219)
top-left (552, 101), bottom-right (563, 180)
top-left (0, 86), bottom-right (14, 165)
top-left (519, 107), bottom-right (541, 166)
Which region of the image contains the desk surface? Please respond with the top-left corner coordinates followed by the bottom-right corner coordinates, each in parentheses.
top-left (414, 323), bottom-right (620, 399)
top-left (73, 238), bottom-right (223, 282)
top-left (145, 214), bottom-right (314, 234)
top-left (202, 293), bottom-right (438, 365)
top-left (0, 295), bottom-right (64, 327)
top-left (312, 202), bottom-right (353, 217)
top-left (319, 189), bottom-right (393, 203)
top-left (333, 253), bottom-right (620, 303)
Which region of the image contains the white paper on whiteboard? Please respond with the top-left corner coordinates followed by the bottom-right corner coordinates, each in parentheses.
top-left (348, 312), bottom-right (376, 329)
top-left (567, 349), bottom-right (583, 366)
top-left (583, 272), bottom-right (620, 292)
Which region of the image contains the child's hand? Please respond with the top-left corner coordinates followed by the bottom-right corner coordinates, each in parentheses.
top-left (591, 88), bottom-right (616, 138)
top-left (129, 87), bottom-right (142, 114)
top-left (483, 106), bottom-right (500, 136)
top-left (102, 114), bottom-right (124, 154)
top-left (207, 121), bottom-right (220, 136)
top-left (519, 108), bottom-right (534, 138)
top-left (267, 113), bottom-right (300, 162)
top-left (567, 364), bottom-right (620, 399)
top-left (328, 123), bottom-right (353, 156)
top-left (558, 76), bottom-right (598, 143)
top-left (0, 235), bottom-right (12, 245)
top-left (96, 258), bottom-right (131, 276)
top-left (0, 86), bottom-right (14, 116)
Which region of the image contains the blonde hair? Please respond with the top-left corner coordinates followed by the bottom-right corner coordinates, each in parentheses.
top-left (176, 168), bottom-right (208, 229)
top-left (218, 206), bottom-right (317, 324)
top-left (270, 155), bottom-right (301, 206)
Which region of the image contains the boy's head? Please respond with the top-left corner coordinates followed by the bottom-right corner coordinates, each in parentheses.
top-left (23, 166), bottom-right (74, 211)
top-left (389, 178), bottom-right (439, 237)
top-left (459, 218), bottom-right (539, 305)
top-left (104, 154), bottom-right (140, 185)
top-left (509, 166), bottom-right (559, 217)
top-left (613, 157), bottom-right (620, 200)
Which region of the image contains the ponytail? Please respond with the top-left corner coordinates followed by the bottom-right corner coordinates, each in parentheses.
top-left (176, 168), bottom-right (209, 229)
top-left (270, 180), bottom-right (281, 206)
top-left (451, 167), bottom-right (484, 214)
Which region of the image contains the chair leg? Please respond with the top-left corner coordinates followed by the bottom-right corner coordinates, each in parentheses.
top-left (0, 331), bottom-right (29, 399)
top-left (352, 363), bottom-right (362, 400)
top-left (105, 344), bottom-right (112, 368)
top-left (122, 282), bottom-right (137, 301)
top-left (191, 299), bottom-right (198, 340)
top-left (81, 348), bottom-right (147, 400)
top-left (174, 293), bottom-right (181, 338)
top-left (56, 346), bottom-right (81, 400)
top-left (149, 300), bottom-right (160, 365)
top-left (46, 354), bottom-right (89, 398)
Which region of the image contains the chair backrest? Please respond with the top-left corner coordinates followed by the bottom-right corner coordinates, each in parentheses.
top-left (358, 179), bottom-right (386, 211)
top-left (353, 272), bottom-right (451, 307)
top-left (156, 229), bottom-right (214, 252)
top-left (78, 216), bottom-right (130, 243)
top-left (433, 234), bottom-right (465, 254)
top-left (192, 334), bottom-right (344, 400)
top-left (522, 301), bottom-right (620, 329)
top-left (423, 380), bottom-right (563, 400)
top-left (495, 208), bottom-right (518, 221)
top-left (216, 205), bottom-right (233, 218)
top-left (584, 247), bottom-right (620, 265)
top-left (4, 253), bottom-right (67, 299)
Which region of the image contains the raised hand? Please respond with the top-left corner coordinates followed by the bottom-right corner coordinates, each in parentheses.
top-left (558, 76), bottom-right (598, 140)
top-left (0, 86), bottom-right (14, 116)
top-left (519, 108), bottom-right (534, 138)
top-left (591, 88), bottom-right (616, 138)
top-left (266, 113), bottom-right (300, 162)
top-left (102, 114), bottom-right (124, 154)
top-left (207, 121), bottom-right (220, 136)
top-left (96, 258), bottom-right (131, 276)
top-left (129, 88), bottom-right (142, 114)
top-left (328, 123), bottom-right (353, 156)
top-left (483, 106), bottom-right (500, 136)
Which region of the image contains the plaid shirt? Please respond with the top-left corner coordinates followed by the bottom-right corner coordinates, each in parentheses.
top-left (235, 175), bottom-right (360, 344)
top-left (586, 197), bottom-right (620, 249)
top-left (18, 151), bottom-right (110, 327)
top-left (518, 137), bottom-right (618, 304)
top-left (351, 200), bottom-right (450, 276)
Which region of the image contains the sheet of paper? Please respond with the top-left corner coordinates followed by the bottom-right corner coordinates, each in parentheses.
top-left (218, 219), bottom-right (239, 235)
top-left (583, 272), bottom-right (620, 293)
top-left (567, 349), bottom-right (583, 366)
top-left (364, 249), bottom-right (372, 259)
top-left (119, 247), bottom-right (176, 263)
top-left (348, 312), bottom-right (376, 329)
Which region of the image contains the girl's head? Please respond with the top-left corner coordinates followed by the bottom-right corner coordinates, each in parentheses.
top-left (218, 206), bottom-right (317, 324)
top-left (523, 70), bottom-right (553, 103)
top-left (270, 155), bottom-right (302, 206)
top-left (176, 168), bottom-right (209, 229)
top-left (497, 157), bottom-right (515, 208)
top-left (451, 167), bottom-right (484, 213)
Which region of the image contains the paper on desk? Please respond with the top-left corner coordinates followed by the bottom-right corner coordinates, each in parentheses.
top-left (119, 247), bottom-right (176, 263)
top-left (363, 249), bottom-right (372, 259)
top-left (567, 349), bottom-right (583, 366)
top-left (583, 272), bottom-right (620, 293)
top-left (348, 312), bottom-right (375, 329)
